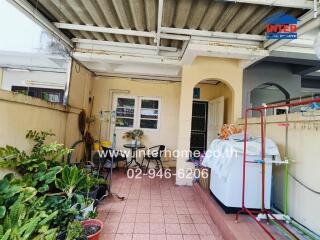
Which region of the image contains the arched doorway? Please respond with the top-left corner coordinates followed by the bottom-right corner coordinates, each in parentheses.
top-left (190, 79), bottom-right (233, 159)
top-left (250, 82), bottom-right (290, 117)
top-left (176, 57), bottom-right (243, 185)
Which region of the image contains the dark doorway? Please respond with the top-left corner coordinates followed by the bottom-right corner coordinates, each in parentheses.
top-left (190, 101), bottom-right (208, 157)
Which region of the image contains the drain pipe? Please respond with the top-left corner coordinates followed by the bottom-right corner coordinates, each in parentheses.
top-left (271, 207), bottom-right (320, 240)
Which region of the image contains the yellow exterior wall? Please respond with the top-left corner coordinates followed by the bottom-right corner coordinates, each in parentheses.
top-left (0, 60), bottom-right (93, 174)
top-left (196, 83), bottom-right (233, 124)
top-left (68, 61), bottom-right (93, 111)
top-left (91, 76), bottom-right (181, 166)
top-left (90, 76), bottom-right (234, 167)
top-left (64, 60), bottom-right (94, 150)
top-left (0, 90), bottom-right (67, 151)
top-left (237, 113), bottom-right (320, 234)
top-left (176, 57), bottom-right (243, 185)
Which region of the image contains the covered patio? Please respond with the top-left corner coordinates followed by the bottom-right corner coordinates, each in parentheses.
top-left (1, 0), bottom-right (320, 239)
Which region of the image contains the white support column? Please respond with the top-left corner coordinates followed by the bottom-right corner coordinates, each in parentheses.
top-left (156, 0), bottom-right (164, 55)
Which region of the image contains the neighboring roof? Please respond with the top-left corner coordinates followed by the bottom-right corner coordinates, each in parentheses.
top-left (264, 12), bottom-right (299, 24)
top-left (27, 0), bottom-right (307, 49)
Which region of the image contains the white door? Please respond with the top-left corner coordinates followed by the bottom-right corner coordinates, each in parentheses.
top-left (207, 96), bottom-right (225, 148)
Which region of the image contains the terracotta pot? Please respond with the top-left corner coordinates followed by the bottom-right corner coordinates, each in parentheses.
top-left (81, 219), bottom-right (103, 240)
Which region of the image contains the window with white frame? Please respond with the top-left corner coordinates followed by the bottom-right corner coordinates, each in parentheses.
top-left (114, 95), bottom-right (160, 130)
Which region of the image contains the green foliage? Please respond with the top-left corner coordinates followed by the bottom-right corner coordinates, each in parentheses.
top-left (0, 130), bottom-right (71, 174)
top-left (26, 130), bottom-right (55, 153)
top-left (82, 173), bottom-right (106, 194)
top-left (123, 129), bottom-right (144, 140)
top-left (0, 130), bottom-right (102, 238)
top-left (23, 165), bottom-right (62, 193)
top-left (0, 146), bottom-right (28, 171)
top-left (86, 211), bottom-right (97, 219)
top-left (66, 221), bottom-right (85, 240)
top-left (0, 175), bottom-right (58, 240)
top-left (41, 196), bottom-right (79, 232)
top-left (55, 165), bottom-right (87, 199)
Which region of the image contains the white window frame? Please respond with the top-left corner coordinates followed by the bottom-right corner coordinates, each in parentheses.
top-left (113, 95), bottom-right (137, 130)
top-left (113, 95), bottom-right (161, 131)
top-left (138, 96), bottom-right (161, 131)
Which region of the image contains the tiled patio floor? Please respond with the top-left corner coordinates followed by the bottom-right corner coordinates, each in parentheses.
top-left (97, 171), bottom-right (224, 240)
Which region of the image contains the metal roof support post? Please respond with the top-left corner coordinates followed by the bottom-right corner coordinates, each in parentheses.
top-left (156, 0), bottom-right (164, 55)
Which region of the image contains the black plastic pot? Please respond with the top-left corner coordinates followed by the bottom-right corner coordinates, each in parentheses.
top-left (81, 186), bottom-right (99, 200)
top-left (56, 232), bottom-right (87, 240)
top-left (96, 184), bottom-right (108, 201)
top-left (56, 231), bottom-right (66, 240)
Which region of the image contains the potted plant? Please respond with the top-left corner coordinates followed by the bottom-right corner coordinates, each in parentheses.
top-left (80, 173), bottom-right (106, 200)
top-left (66, 221), bottom-right (87, 240)
top-left (73, 194), bottom-right (95, 219)
top-left (81, 219), bottom-right (103, 240)
top-left (123, 129), bottom-right (144, 145)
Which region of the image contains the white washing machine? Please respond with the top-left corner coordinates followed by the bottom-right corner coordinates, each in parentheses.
top-left (210, 154), bottom-right (273, 211)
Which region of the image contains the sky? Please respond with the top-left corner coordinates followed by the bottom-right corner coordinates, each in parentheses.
top-left (0, 0), bottom-right (42, 52)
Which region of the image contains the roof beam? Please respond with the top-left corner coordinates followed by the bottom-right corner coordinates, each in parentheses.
top-left (54, 22), bottom-right (156, 38)
top-left (72, 52), bottom-right (180, 65)
top-left (156, 0), bottom-right (164, 55)
top-left (218, 0), bottom-right (314, 9)
top-left (54, 22), bottom-right (191, 41)
top-left (72, 38), bottom-right (178, 52)
top-left (293, 64), bottom-right (320, 76)
top-left (161, 27), bottom-right (265, 41)
top-left (8, 0), bottom-right (73, 49)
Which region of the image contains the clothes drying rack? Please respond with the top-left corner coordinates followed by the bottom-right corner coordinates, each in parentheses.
top-left (235, 97), bottom-right (320, 240)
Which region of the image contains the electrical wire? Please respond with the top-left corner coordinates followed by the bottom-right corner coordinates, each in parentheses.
top-left (289, 171), bottom-right (320, 195)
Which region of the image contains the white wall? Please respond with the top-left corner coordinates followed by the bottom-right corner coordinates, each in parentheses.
top-left (243, 62), bottom-right (301, 116)
top-left (238, 113), bottom-right (320, 234)
top-left (1, 69), bottom-right (67, 90)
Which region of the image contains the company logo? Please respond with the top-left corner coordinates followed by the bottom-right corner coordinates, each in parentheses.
top-left (265, 13), bottom-right (298, 40)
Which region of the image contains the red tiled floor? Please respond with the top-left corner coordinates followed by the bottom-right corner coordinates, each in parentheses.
top-left (134, 223), bottom-right (149, 234)
top-left (98, 170), bottom-right (305, 240)
top-left (98, 171), bottom-right (223, 240)
top-left (165, 223), bottom-right (182, 234)
top-left (180, 224), bottom-right (198, 235)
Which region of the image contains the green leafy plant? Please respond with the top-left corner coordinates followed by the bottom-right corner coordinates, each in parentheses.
top-left (86, 211), bottom-right (97, 219)
top-left (0, 174), bottom-right (58, 240)
top-left (55, 165), bottom-right (86, 198)
top-left (123, 129), bottom-right (144, 140)
top-left (66, 221), bottom-right (85, 240)
top-left (0, 130), bottom-right (70, 174)
top-left (82, 174), bottom-right (106, 194)
top-left (0, 130), bottom-right (103, 238)
top-left (23, 164), bottom-right (63, 193)
top-left (41, 196), bottom-right (79, 232)
top-left (0, 197), bottom-right (58, 240)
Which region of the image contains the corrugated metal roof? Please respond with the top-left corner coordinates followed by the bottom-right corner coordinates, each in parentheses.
top-left (27, 0), bottom-right (307, 48)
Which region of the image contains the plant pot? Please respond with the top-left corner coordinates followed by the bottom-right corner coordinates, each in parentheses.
top-left (81, 219), bottom-right (103, 240)
top-left (81, 198), bottom-right (95, 217)
top-left (96, 184), bottom-right (108, 201)
top-left (81, 186), bottom-right (99, 200)
top-left (56, 231), bottom-right (66, 240)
